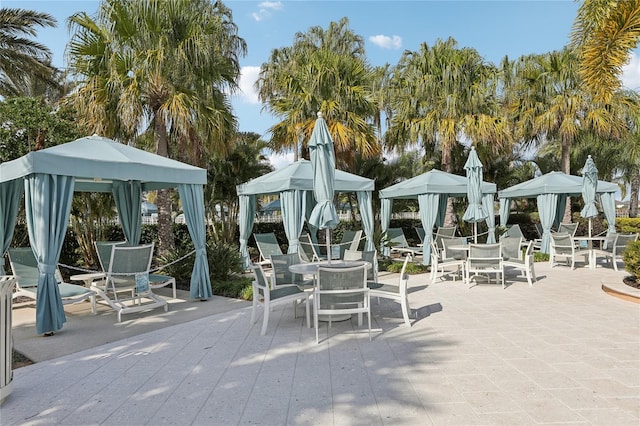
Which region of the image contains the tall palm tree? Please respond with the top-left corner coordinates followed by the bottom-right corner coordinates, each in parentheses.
top-left (571, 0), bottom-right (640, 104)
top-left (0, 8), bottom-right (57, 97)
top-left (257, 17), bottom-right (380, 169)
top-left (385, 37), bottom-right (508, 225)
top-left (67, 0), bottom-right (246, 255)
top-left (386, 37), bottom-right (509, 173)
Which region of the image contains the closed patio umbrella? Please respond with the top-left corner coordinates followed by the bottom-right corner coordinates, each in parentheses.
top-left (580, 155), bottom-right (599, 237)
top-left (308, 112), bottom-right (338, 262)
top-left (463, 146), bottom-right (488, 243)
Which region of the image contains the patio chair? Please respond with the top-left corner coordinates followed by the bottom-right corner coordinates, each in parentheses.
top-left (429, 241), bottom-right (465, 283)
top-left (466, 243), bottom-right (504, 289)
top-left (504, 240), bottom-right (537, 286)
top-left (95, 241), bottom-right (177, 299)
top-left (502, 224), bottom-right (524, 240)
top-left (314, 264), bottom-right (370, 343)
top-left (253, 232), bottom-right (283, 266)
top-left (343, 249), bottom-right (378, 283)
top-left (269, 253), bottom-right (315, 290)
top-left (386, 228), bottom-right (423, 257)
top-left (249, 263), bottom-right (310, 336)
top-left (415, 227), bottom-right (426, 245)
top-left (336, 230), bottom-right (363, 259)
top-left (90, 243), bottom-right (168, 322)
top-left (549, 233), bottom-right (588, 270)
top-left (8, 247), bottom-right (96, 310)
top-left (557, 222), bottom-right (578, 237)
top-left (500, 236), bottom-right (523, 262)
top-left (599, 233), bottom-right (638, 271)
top-left (367, 254), bottom-right (412, 327)
top-left (434, 226), bottom-right (457, 252)
top-left (298, 233), bottom-right (325, 262)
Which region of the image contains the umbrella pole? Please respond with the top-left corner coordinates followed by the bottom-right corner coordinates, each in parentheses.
top-left (588, 218), bottom-right (592, 238)
top-left (474, 222), bottom-right (478, 243)
top-left (326, 228), bottom-right (332, 264)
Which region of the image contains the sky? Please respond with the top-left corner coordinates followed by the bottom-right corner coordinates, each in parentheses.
top-left (5, 0), bottom-right (640, 169)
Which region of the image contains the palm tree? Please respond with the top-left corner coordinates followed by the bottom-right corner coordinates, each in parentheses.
top-left (386, 37), bottom-right (508, 173)
top-left (385, 37), bottom-right (508, 225)
top-left (67, 0), bottom-right (246, 255)
top-left (257, 17), bottom-right (380, 169)
top-left (0, 8), bottom-right (57, 97)
top-left (571, 0), bottom-right (640, 104)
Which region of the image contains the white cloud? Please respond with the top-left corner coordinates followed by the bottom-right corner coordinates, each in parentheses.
top-left (621, 52), bottom-right (640, 91)
top-left (268, 151), bottom-right (294, 169)
top-left (368, 34), bottom-right (402, 50)
top-left (236, 66), bottom-right (261, 104)
top-left (252, 1), bottom-right (283, 22)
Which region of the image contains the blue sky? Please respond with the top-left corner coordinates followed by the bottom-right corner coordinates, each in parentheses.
top-left (6, 0), bottom-right (640, 168)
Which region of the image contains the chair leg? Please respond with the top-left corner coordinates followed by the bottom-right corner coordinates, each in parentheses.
top-left (401, 298), bottom-right (411, 326)
top-left (261, 304), bottom-right (269, 336)
top-left (314, 298), bottom-right (319, 343)
top-left (250, 299), bottom-right (258, 325)
top-left (305, 297), bottom-right (310, 328)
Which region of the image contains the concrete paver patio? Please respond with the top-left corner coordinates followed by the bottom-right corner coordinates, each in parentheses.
top-left (2, 260), bottom-right (639, 425)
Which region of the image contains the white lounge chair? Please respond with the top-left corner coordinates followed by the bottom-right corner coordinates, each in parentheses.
top-left (95, 241), bottom-right (177, 299)
top-left (8, 247), bottom-right (96, 310)
top-left (253, 232), bottom-right (283, 266)
top-left (386, 228), bottom-right (423, 257)
top-left (466, 243), bottom-right (504, 289)
top-left (90, 243), bottom-right (168, 322)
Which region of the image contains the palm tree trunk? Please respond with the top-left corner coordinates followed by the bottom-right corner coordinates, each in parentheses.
top-left (443, 147), bottom-right (456, 227)
top-left (629, 169), bottom-right (639, 218)
top-left (562, 137), bottom-right (572, 223)
top-left (154, 111), bottom-right (175, 256)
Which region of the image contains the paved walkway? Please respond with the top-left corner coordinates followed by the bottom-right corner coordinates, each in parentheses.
top-left (2, 261), bottom-right (639, 425)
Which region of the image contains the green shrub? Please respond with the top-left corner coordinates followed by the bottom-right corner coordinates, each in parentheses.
top-left (207, 240), bottom-right (243, 281)
top-left (533, 252), bottom-right (549, 262)
top-left (616, 218), bottom-right (640, 234)
top-left (156, 244), bottom-right (195, 282)
top-left (212, 276), bottom-right (253, 299)
top-left (622, 241), bottom-right (640, 278)
top-left (385, 259), bottom-right (429, 274)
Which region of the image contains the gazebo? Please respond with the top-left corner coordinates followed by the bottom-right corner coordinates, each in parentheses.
top-left (0, 135), bottom-right (211, 335)
top-left (236, 159), bottom-right (375, 269)
top-left (498, 171), bottom-right (618, 253)
top-left (379, 169), bottom-right (497, 264)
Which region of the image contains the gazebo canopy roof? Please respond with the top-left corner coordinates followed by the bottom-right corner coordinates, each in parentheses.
top-left (379, 169), bottom-right (496, 199)
top-left (236, 159), bottom-right (374, 196)
top-left (498, 171), bottom-right (618, 199)
top-left (0, 135), bottom-right (206, 192)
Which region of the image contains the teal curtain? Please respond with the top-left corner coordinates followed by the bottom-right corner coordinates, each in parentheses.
top-left (112, 180), bottom-right (142, 245)
top-left (418, 193), bottom-right (440, 265)
top-left (178, 184), bottom-right (212, 300)
top-left (499, 198), bottom-right (510, 227)
top-left (435, 194), bottom-right (448, 227)
top-left (357, 191), bottom-right (374, 251)
top-left (600, 192), bottom-right (617, 235)
top-left (25, 174), bottom-right (75, 335)
top-left (304, 191), bottom-right (319, 246)
top-left (537, 193), bottom-right (558, 253)
top-left (553, 195), bottom-right (567, 230)
top-left (0, 179), bottom-right (24, 274)
top-left (381, 198), bottom-right (393, 256)
top-left (281, 190), bottom-right (305, 254)
top-left (239, 194), bottom-right (256, 269)
top-left (483, 194), bottom-right (496, 243)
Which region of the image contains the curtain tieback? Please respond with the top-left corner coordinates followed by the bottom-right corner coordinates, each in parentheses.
top-left (38, 263), bottom-right (57, 275)
top-left (196, 248), bottom-right (207, 256)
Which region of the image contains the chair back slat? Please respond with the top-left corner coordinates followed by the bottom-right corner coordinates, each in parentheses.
top-left (557, 223), bottom-right (578, 237)
top-left (343, 249), bottom-right (377, 281)
top-left (386, 228), bottom-right (408, 248)
top-left (270, 253), bottom-right (304, 286)
top-left (500, 237), bottom-right (523, 261)
top-left (95, 241), bottom-right (126, 271)
top-left (317, 265), bottom-right (367, 307)
top-left (253, 233), bottom-right (283, 262)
